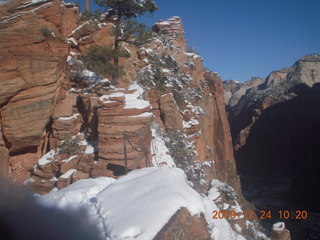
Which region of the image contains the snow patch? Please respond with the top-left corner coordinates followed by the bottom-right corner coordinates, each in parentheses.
top-left (58, 113), bottom-right (79, 121)
top-left (95, 167), bottom-right (205, 239)
top-left (40, 177), bottom-right (115, 209)
top-left (16, 0), bottom-right (49, 10)
top-left (183, 117), bottom-right (199, 129)
top-left (151, 124), bottom-right (175, 167)
top-left (60, 169), bottom-right (77, 179)
top-left (38, 150), bottom-right (55, 166)
top-left (61, 155), bottom-right (77, 163)
top-left (273, 222), bottom-right (285, 231)
top-left (67, 37), bottom-right (78, 46)
top-left (128, 112), bottom-right (153, 118)
top-left (40, 167), bottom-right (246, 240)
top-left (85, 145), bottom-right (94, 154)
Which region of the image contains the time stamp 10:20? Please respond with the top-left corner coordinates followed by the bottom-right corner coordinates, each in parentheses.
top-left (212, 210), bottom-right (308, 220)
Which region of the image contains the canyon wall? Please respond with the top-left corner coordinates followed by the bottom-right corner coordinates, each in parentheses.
top-left (224, 54), bottom-right (320, 239)
top-left (0, 0), bottom-right (79, 182)
top-left (0, 0), bottom-right (240, 198)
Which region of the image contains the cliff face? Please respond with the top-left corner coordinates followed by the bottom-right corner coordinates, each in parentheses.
top-left (0, 1), bottom-right (276, 238)
top-left (225, 54), bottom-right (320, 154)
top-left (225, 54), bottom-right (320, 239)
top-left (0, 1), bottom-right (240, 198)
top-left (0, 0), bottom-right (79, 182)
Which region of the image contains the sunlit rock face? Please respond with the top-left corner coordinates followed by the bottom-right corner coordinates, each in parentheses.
top-left (0, 3), bottom-right (241, 198)
top-left (0, 0), bottom-right (79, 182)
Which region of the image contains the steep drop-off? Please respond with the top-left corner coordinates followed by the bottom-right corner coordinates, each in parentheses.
top-left (225, 54), bottom-right (320, 239)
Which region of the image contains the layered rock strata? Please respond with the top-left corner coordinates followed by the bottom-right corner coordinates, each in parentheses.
top-left (94, 87), bottom-right (153, 177)
top-left (1, 1), bottom-right (241, 205)
top-left (0, 0), bottom-right (79, 183)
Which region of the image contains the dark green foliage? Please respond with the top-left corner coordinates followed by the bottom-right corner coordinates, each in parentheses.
top-left (138, 66), bottom-right (167, 91)
top-left (81, 45), bottom-right (130, 79)
top-left (138, 54), bottom-right (179, 91)
top-left (165, 129), bottom-right (208, 192)
top-left (218, 183), bottom-right (237, 201)
top-left (161, 55), bottom-right (179, 73)
top-left (116, 19), bottom-right (154, 46)
top-left (153, 67), bottom-right (167, 91)
top-left (93, 0), bottom-right (158, 82)
top-left (95, 0), bottom-right (157, 48)
top-left (40, 26), bottom-right (52, 38)
top-left (59, 138), bottom-right (80, 156)
top-left (94, 0), bottom-right (158, 19)
top-left (80, 10), bottom-right (101, 21)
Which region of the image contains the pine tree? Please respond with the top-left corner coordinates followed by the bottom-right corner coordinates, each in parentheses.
top-left (81, 45), bottom-right (130, 84)
top-left (94, 0), bottom-right (158, 64)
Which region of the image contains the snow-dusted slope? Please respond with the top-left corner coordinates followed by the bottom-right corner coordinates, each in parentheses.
top-left (40, 167), bottom-right (244, 240)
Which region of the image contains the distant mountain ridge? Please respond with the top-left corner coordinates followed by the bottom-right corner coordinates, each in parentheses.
top-left (224, 53), bottom-right (320, 239)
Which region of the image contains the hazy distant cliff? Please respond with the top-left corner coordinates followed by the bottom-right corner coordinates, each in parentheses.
top-left (224, 54), bottom-right (320, 239)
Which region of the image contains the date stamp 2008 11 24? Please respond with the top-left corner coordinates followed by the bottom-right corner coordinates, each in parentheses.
top-left (212, 210), bottom-right (308, 220)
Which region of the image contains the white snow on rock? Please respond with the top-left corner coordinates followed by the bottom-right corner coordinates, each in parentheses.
top-left (157, 21), bottom-right (170, 26)
top-left (39, 167), bottom-right (245, 240)
top-left (60, 169), bottom-right (77, 179)
top-left (40, 177), bottom-right (115, 209)
top-left (183, 117), bottom-right (199, 129)
top-left (128, 112), bottom-right (153, 118)
top-left (16, 0), bottom-right (49, 10)
top-left (96, 167), bottom-right (205, 240)
top-left (183, 51), bottom-right (202, 60)
top-left (125, 84), bottom-right (150, 109)
top-left (202, 197), bottom-right (246, 240)
top-left (69, 21), bottom-right (91, 36)
top-left (67, 37), bottom-right (78, 46)
top-left (99, 83), bottom-right (150, 110)
top-left (61, 155), bottom-right (77, 163)
top-left (38, 150), bottom-right (55, 166)
top-left (85, 145), bottom-right (94, 154)
top-left (58, 113), bottom-right (80, 121)
top-left (272, 222), bottom-right (285, 231)
top-left (151, 125), bottom-right (175, 167)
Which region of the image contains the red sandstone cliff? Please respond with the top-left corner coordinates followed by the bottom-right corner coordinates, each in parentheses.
top-left (0, 1), bottom-right (265, 238)
top-left (0, 0), bottom-right (79, 182)
top-left (0, 0), bottom-right (241, 200)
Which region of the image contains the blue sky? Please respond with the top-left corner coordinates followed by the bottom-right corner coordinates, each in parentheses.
top-left (71, 0), bottom-right (320, 82)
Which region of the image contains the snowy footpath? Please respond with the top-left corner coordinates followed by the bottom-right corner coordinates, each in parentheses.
top-left (39, 167), bottom-right (245, 240)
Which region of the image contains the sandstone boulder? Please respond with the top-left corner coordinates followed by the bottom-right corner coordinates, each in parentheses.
top-left (57, 169), bottom-right (77, 189)
top-left (154, 207), bottom-right (210, 240)
top-left (271, 222), bottom-right (291, 240)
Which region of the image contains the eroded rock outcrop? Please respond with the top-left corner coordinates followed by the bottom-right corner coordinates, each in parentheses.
top-left (225, 55), bottom-right (320, 239)
top-left (154, 208), bottom-right (210, 240)
top-left (225, 54), bottom-right (320, 165)
top-left (0, 0), bottom-right (79, 183)
top-left (0, 2), bottom-right (260, 238)
top-left (1, 1), bottom-right (241, 207)
top-left (94, 87), bottom-right (153, 177)
top-left (271, 222), bottom-right (291, 240)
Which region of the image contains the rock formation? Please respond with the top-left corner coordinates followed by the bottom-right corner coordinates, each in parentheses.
top-left (271, 222), bottom-right (291, 240)
top-left (0, 1), bottom-right (241, 197)
top-left (0, 0), bottom-right (79, 183)
top-left (224, 54), bottom-right (320, 239)
top-left (0, 0), bottom-right (272, 239)
top-left (225, 54), bottom-right (320, 171)
top-left (154, 208), bottom-right (210, 240)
